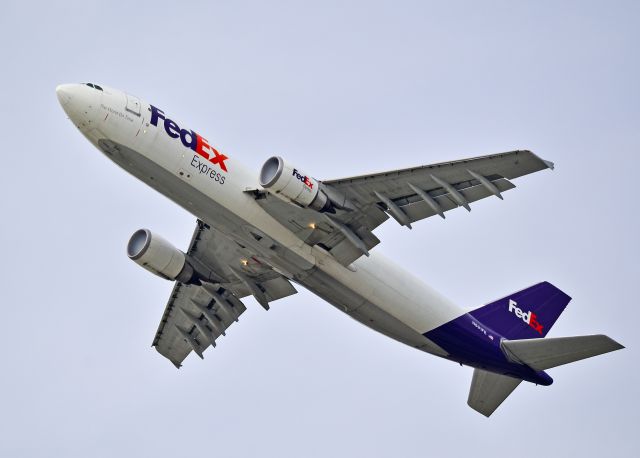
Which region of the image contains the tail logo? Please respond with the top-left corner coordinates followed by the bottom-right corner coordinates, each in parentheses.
top-left (508, 299), bottom-right (544, 335)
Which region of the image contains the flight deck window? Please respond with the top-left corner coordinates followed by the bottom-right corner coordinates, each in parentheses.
top-left (84, 83), bottom-right (103, 91)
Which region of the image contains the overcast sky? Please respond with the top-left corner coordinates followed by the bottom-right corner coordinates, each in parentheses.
top-left (1, 1), bottom-right (638, 456)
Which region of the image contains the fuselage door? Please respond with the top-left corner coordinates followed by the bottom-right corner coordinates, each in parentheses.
top-left (125, 93), bottom-right (141, 116)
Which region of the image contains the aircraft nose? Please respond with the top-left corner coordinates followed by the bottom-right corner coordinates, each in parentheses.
top-left (56, 83), bottom-right (99, 130)
top-left (56, 84), bottom-right (74, 108)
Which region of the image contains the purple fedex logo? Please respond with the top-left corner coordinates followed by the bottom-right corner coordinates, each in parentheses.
top-left (508, 299), bottom-right (544, 335)
top-left (150, 105), bottom-right (229, 173)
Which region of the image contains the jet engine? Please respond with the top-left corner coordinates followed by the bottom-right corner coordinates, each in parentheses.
top-left (127, 229), bottom-right (196, 283)
top-left (259, 156), bottom-right (333, 212)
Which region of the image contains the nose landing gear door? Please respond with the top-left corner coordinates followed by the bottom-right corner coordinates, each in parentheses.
top-left (125, 93), bottom-right (141, 117)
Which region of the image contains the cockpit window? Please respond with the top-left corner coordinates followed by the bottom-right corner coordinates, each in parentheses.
top-left (84, 83), bottom-right (103, 91)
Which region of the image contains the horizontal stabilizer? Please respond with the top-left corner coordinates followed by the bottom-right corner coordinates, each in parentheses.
top-left (468, 369), bottom-right (522, 417)
top-left (501, 334), bottom-right (624, 371)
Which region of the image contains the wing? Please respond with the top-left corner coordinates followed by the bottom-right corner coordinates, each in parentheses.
top-left (251, 150), bottom-right (553, 265)
top-left (152, 220), bottom-right (297, 367)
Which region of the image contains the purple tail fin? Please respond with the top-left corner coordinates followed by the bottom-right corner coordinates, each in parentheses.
top-left (470, 282), bottom-right (572, 340)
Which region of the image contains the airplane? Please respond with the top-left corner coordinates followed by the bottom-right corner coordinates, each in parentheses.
top-left (56, 82), bottom-right (623, 417)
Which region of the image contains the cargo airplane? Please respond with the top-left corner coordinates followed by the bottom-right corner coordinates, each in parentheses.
top-left (56, 82), bottom-right (623, 416)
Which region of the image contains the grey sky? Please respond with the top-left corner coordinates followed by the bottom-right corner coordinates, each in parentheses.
top-left (1, 1), bottom-right (638, 456)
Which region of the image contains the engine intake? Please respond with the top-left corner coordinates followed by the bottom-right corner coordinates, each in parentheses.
top-left (259, 156), bottom-right (332, 211)
top-left (127, 229), bottom-right (195, 283)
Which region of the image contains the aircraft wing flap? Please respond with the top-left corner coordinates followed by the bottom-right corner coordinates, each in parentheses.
top-left (323, 150), bottom-right (548, 224)
top-left (152, 221), bottom-right (297, 367)
top-left (399, 177), bottom-right (516, 222)
top-left (153, 281), bottom-right (248, 367)
top-left (260, 276), bottom-right (298, 301)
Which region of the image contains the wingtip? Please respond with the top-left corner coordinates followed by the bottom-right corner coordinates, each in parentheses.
top-left (467, 400), bottom-right (493, 418)
top-left (597, 334), bottom-right (625, 351)
top-left (609, 337), bottom-right (625, 351)
top-left (543, 160), bottom-right (555, 170)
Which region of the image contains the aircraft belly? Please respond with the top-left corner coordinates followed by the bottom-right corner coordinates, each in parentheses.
top-left (96, 139), bottom-right (319, 277)
top-left (96, 138), bottom-right (455, 359)
top-left (97, 139), bottom-right (241, 231)
top-left (299, 268), bottom-right (449, 357)
top-left (311, 250), bottom-right (465, 334)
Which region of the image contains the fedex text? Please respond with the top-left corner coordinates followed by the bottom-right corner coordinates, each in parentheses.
top-left (508, 299), bottom-right (544, 335)
top-left (150, 105), bottom-right (228, 173)
top-left (292, 168), bottom-right (313, 189)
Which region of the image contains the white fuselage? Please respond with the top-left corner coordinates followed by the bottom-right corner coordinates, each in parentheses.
top-left (58, 83), bottom-right (466, 358)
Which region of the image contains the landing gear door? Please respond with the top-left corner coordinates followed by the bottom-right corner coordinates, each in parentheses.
top-left (125, 93), bottom-right (141, 116)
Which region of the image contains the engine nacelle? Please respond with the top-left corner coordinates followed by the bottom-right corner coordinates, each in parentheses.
top-left (127, 229), bottom-right (195, 283)
top-left (259, 156), bottom-right (331, 212)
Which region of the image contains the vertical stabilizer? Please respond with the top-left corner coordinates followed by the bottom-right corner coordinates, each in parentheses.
top-left (470, 281), bottom-right (571, 340)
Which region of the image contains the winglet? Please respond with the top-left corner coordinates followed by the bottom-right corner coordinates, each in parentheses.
top-left (543, 160), bottom-right (555, 170)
